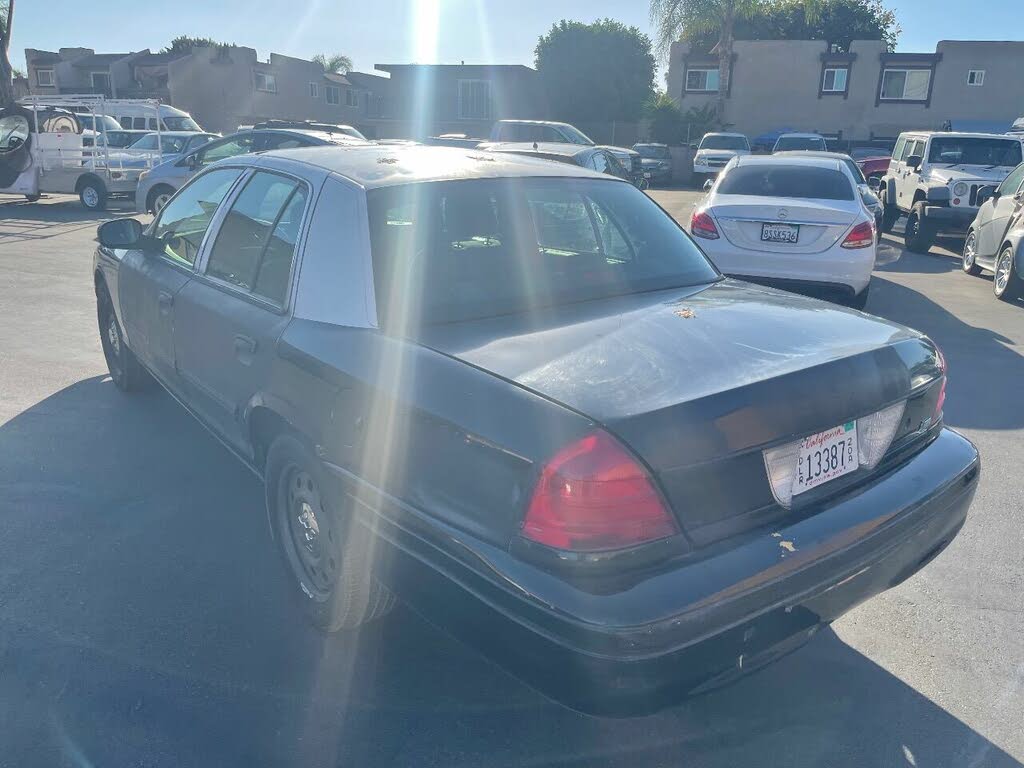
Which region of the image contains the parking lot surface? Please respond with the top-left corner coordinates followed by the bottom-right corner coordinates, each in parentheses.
top-left (1, 191), bottom-right (1022, 767)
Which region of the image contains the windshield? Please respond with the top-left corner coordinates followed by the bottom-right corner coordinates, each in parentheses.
top-left (927, 137), bottom-right (1022, 167)
top-left (634, 145), bottom-right (671, 159)
top-left (368, 178), bottom-right (718, 324)
top-left (163, 116), bottom-right (201, 131)
top-left (129, 134), bottom-right (188, 153)
top-left (717, 165), bottom-right (854, 200)
top-left (559, 124), bottom-right (595, 145)
top-left (774, 136), bottom-right (827, 152)
top-left (700, 135), bottom-right (749, 151)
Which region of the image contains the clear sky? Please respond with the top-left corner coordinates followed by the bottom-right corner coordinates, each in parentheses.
top-left (8, 0), bottom-right (1017, 75)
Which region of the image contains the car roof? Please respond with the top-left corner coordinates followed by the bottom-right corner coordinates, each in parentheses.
top-left (703, 132), bottom-right (747, 138)
top-left (484, 141), bottom-right (590, 157)
top-left (252, 144), bottom-right (609, 188)
top-left (775, 150), bottom-right (854, 161)
top-left (901, 131), bottom-right (1021, 141)
top-left (633, 142), bottom-right (668, 147)
top-left (496, 119), bottom-right (573, 128)
top-left (734, 155), bottom-right (845, 170)
top-left (776, 132), bottom-right (825, 139)
top-left (138, 131), bottom-right (210, 138)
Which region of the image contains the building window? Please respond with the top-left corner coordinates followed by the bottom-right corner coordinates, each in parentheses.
top-left (325, 85), bottom-right (340, 105)
top-left (309, 82), bottom-right (320, 99)
top-left (457, 79), bottom-right (491, 120)
top-left (36, 69), bottom-right (54, 87)
top-left (685, 68), bottom-right (720, 93)
top-left (967, 69), bottom-right (985, 86)
top-left (254, 72), bottom-right (277, 93)
top-left (90, 72), bottom-right (112, 95)
top-left (821, 67), bottom-right (848, 93)
top-left (345, 88), bottom-right (358, 107)
top-left (880, 68), bottom-right (931, 101)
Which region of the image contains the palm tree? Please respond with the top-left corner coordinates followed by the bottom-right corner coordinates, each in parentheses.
top-left (0, 0), bottom-right (15, 108)
top-left (650, 0), bottom-right (820, 122)
top-left (312, 53), bottom-right (353, 75)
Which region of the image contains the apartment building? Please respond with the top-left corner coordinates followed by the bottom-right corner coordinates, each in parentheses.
top-left (666, 39), bottom-right (1024, 142)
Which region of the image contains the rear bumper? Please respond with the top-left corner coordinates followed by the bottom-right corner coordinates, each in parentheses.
top-left (693, 163), bottom-right (728, 175)
top-left (343, 427), bottom-right (978, 716)
top-left (923, 205), bottom-right (976, 233)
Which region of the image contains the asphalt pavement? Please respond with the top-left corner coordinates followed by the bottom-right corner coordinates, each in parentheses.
top-left (1, 191), bottom-right (1021, 768)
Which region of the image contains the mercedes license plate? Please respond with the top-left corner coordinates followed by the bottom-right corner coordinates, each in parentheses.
top-left (761, 222), bottom-right (800, 243)
top-left (793, 422), bottom-right (858, 496)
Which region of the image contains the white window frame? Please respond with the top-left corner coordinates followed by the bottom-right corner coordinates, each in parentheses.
top-left (457, 79), bottom-right (491, 120)
top-left (90, 71), bottom-right (111, 92)
top-left (325, 85), bottom-right (340, 106)
top-left (345, 88), bottom-right (358, 107)
top-left (309, 82), bottom-right (320, 99)
top-left (822, 67), bottom-right (848, 93)
top-left (36, 68), bottom-right (54, 86)
top-left (879, 68), bottom-right (931, 101)
top-left (685, 68), bottom-right (720, 93)
top-left (254, 71), bottom-right (277, 93)
top-left (967, 69), bottom-right (985, 86)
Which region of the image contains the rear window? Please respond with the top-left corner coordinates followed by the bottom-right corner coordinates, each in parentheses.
top-left (717, 165), bottom-right (855, 201)
top-left (774, 136), bottom-right (827, 152)
top-left (367, 178), bottom-right (719, 325)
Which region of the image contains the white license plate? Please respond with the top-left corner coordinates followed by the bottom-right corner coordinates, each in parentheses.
top-left (761, 222), bottom-right (800, 243)
top-left (643, 172), bottom-right (652, 178)
top-left (793, 422), bottom-right (858, 496)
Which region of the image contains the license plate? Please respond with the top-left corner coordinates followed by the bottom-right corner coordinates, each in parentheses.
top-left (793, 422), bottom-right (858, 496)
top-left (761, 222), bottom-right (800, 243)
top-left (643, 172), bottom-right (652, 178)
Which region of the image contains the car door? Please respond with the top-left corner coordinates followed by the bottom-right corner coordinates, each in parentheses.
top-left (976, 163), bottom-right (1024, 258)
top-left (118, 167), bottom-right (245, 386)
top-left (172, 168), bottom-right (312, 453)
top-left (896, 138), bottom-right (924, 208)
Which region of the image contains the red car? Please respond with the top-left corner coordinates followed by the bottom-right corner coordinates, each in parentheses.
top-left (852, 149), bottom-right (892, 183)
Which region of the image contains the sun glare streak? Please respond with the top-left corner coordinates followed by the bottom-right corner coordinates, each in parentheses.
top-left (284, 0), bottom-right (324, 53)
top-left (413, 0), bottom-right (441, 63)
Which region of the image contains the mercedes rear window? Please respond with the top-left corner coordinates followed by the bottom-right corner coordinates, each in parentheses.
top-left (717, 165), bottom-right (855, 200)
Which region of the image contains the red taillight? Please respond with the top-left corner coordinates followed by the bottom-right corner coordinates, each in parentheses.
top-left (933, 344), bottom-right (947, 421)
top-left (522, 431), bottom-right (678, 552)
top-left (691, 210), bottom-right (720, 240)
top-left (842, 221), bottom-right (875, 249)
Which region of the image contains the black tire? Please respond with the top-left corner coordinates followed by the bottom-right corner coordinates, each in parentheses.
top-left (961, 230), bottom-right (983, 276)
top-left (97, 287), bottom-right (148, 392)
top-left (265, 434), bottom-right (395, 632)
top-left (904, 201), bottom-right (935, 253)
top-left (24, 193), bottom-right (40, 202)
top-left (994, 246), bottom-right (1023, 302)
top-left (879, 190), bottom-right (899, 233)
top-left (147, 184), bottom-right (176, 214)
top-left (845, 283), bottom-right (870, 310)
top-left (79, 178), bottom-right (108, 211)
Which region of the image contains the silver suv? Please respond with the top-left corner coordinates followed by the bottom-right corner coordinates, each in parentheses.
top-left (878, 131), bottom-right (1024, 253)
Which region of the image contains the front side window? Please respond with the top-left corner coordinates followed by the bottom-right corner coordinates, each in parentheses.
top-left (198, 134), bottom-right (254, 166)
top-left (892, 137), bottom-right (908, 162)
top-left (685, 68), bottom-right (719, 93)
top-left (151, 168), bottom-right (244, 266)
top-left (254, 72), bottom-right (277, 93)
top-left (325, 86), bottom-right (340, 105)
top-left (996, 163), bottom-right (1024, 196)
top-left (206, 171), bottom-right (308, 305)
top-left (880, 69), bottom-right (931, 101)
top-left (458, 80), bottom-right (491, 120)
top-left (367, 178), bottom-right (718, 325)
top-left (822, 67), bottom-right (848, 93)
top-left (717, 165), bottom-right (854, 201)
top-left (927, 137), bottom-right (1022, 167)
top-left (591, 152), bottom-right (608, 174)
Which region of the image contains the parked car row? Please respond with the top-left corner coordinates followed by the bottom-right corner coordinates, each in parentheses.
top-left (93, 141), bottom-right (978, 716)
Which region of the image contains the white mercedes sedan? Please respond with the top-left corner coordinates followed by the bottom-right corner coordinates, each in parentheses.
top-left (691, 155), bottom-right (877, 308)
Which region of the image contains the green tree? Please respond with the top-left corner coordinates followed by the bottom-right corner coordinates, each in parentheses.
top-left (535, 19), bottom-right (656, 123)
top-left (645, 92), bottom-right (685, 144)
top-left (312, 53), bottom-right (353, 74)
top-left (1, 0), bottom-right (15, 107)
top-left (161, 36), bottom-right (234, 55)
top-left (685, 0), bottom-right (900, 52)
top-left (650, 0), bottom-right (825, 121)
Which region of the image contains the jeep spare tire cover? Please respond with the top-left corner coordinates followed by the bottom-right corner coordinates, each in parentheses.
top-left (0, 107), bottom-right (33, 188)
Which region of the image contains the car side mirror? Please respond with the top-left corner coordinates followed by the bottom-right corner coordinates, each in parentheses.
top-left (689, 142), bottom-right (698, 149)
top-left (97, 218), bottom-right (145, 248)
top-left (976, 185), bottom-right (998, 206)
top-left (906, 155), bottom-right (922, 171)
top-left (703, 178), bottom-right (714, 192)
top-left (867, 176), bottom-right (881, 191)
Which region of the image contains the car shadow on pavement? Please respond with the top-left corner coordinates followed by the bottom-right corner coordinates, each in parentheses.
top-left (0, 196), bottom-right (141, 243)
top-left (868, 270), bottom-right (1023, 430)
top-left (1, 376), bottom-right (1020, 768)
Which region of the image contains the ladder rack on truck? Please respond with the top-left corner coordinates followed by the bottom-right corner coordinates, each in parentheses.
top-left (1, 95), bottom-right (166, 210)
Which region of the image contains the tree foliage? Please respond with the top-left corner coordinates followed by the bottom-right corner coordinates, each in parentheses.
top-left (1, 0), bottom-right (15, 107)
top-left (535, 19), bottom-right (656, 123)
top-left (645, 92), bottom-right (685, 144)
top-left (161, 36), bottom-right (235, 55)
top-left (684, 0), bottom-right (900, 53)
top-left (312, 53), bottom-right (353, 74)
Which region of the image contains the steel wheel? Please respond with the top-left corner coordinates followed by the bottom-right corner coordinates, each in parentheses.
top-left (153, 191), bottom-right (172, 213)
top-left (962, 231), bottom-right (982, 276)
top-left (82, 186), bottom-right (99, 208)
top-left (993, 247), bottom-right (1022, 301)
top-left (278, 464), bottom-right (339, 599)
top-left (100, 308), bottom-right (124, 383)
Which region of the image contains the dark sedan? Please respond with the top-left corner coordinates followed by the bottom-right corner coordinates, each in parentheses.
top-left (93, 145), bottom-right (979, 716)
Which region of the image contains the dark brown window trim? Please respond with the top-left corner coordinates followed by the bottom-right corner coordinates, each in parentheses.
top-left (680, 53), bottom-right (736, 100)
top-left (818, 63), bottom-right (852, 99)
top-left (875, 62), bottom-right (939, 107)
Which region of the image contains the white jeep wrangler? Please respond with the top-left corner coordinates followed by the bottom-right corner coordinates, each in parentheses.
top-left (878, 131), bottom-right (1024, 253)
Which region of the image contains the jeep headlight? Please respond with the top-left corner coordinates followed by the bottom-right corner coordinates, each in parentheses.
top-left (953, 182), bottom-right (969, 197)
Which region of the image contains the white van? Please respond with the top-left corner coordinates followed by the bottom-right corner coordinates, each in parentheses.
top-left (76, 101), bottom-right (202, 132)
top-left (1010, 117), bottom-right (1024, 136)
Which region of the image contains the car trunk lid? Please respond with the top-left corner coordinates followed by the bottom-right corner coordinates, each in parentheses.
top-left (711, 196), bottom-right (858, 254)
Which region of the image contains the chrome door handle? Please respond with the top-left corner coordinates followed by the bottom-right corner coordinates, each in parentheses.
top-left (157, 291), bottom-right (173, 314)
top-left (233, 334), bottom-right (257, 356)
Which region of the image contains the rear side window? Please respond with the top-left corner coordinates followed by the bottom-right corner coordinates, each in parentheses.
top-left (717, 165), bottom-right (854, 200)
top-left (205, 171), bottom-right (308, 305)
